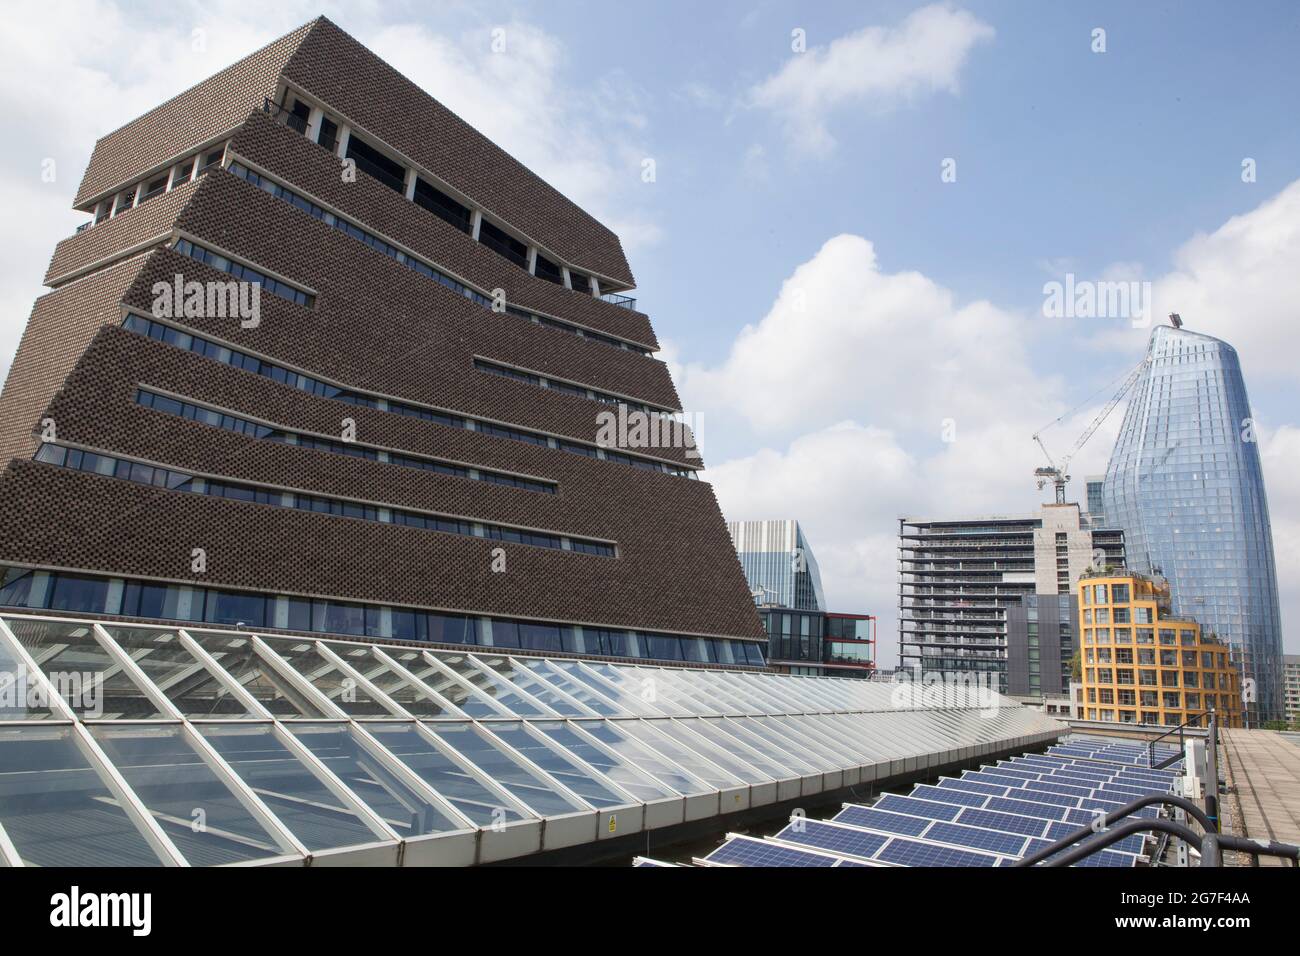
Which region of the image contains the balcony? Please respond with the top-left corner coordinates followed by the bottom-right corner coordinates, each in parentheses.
top-left (599, 291), bottom-right (638, 311)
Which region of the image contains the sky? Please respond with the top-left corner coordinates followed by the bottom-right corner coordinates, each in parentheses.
top-left (2, 0), bottom-right (1298, 665)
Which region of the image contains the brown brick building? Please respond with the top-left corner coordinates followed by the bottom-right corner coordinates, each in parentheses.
top-left (0, 17), bottom-right (767, 666)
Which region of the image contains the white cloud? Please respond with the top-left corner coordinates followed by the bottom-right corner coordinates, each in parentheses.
top-left (677, 233), bottom-right (1053, 439)
top-left (686, 185), bottom-right (1300, 662)
top-left (749, 3), bottom-right (994, 153)
top-left (1086, 178), bottom-right (1300, 383)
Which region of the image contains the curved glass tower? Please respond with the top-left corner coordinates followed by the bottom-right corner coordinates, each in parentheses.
top-left (1103, 326), bottom-right (1283, 721)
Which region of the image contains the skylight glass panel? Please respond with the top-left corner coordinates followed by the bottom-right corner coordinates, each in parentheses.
top-left (285, 724), bottom-right (464, 837)
top-left (5, 617), bottom-right (163, 720)
top-left (362, 723), bottom-right (530, 826)
top-left (90, 724), bottom-right (296, 865)
top-left (189, 633), bottom-right (327, 718)
top-left (483, 722), bottom-right (631, 808)
top-left (101, 626), bottom-right (255, 718)
top-left (198, 724), bottom-right (383, 851)
top-left (425, 722), bottom-right (587, 817)
top-left (0, 725), bottom-right (165, 866)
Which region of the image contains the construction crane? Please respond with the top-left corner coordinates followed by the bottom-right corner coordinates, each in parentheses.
top-left (1033, 355), bottom-right (1151, 504)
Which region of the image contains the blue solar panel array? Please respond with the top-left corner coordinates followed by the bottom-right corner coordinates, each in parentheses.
top-left (692, 736), bottom-right (1179, 868)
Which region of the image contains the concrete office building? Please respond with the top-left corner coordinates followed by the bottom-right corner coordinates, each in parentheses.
top-left (899, 502), bottom-right (1124, 696)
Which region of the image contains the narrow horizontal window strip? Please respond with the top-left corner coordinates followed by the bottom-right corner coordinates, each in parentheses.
top-left (34, 442), bottom-right (613, 558)
top-left (473, 358), bottom-right (671, 415)
top-left (120, 313), bottom-right (695, 478)
top-left (226, 161), bottom-right (650, 356)
top-left (132, 386), bottom-right (565, 498)
top-left (0, 565), bottom-right (765, 666)
top-left (123, 316), bottom-right (558, 491)
top-left (172, 238), bottom-right (314, 308)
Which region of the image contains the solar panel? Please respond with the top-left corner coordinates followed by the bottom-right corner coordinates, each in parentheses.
top-left (834, 805), bottom-right (933, 836)
top-left (1008, 785), bottom-right (1082, 808)
top-left (693, 737), bottom-right (1175, 869)
top-left (1023, 779), bottom-right (1094, 799)
top-left (873, 794), bottom-right (962, 821)
top-left (703, 836), bottom-right (838, 867)
top-left (876, 837), bottom-right (1000, 867)
top-left (924, 821), bottom-right (1028, 857)
top-left (938, 777), bottom-right (1009, 797)
top-left (962, 770), bottom-right (1029, 788)
top-left (775, 820), bottom-right (890, 860)
top-left (986, 795), bottom-right (1070, 822)
top-left (954, 806), bottom-right (1051, 838)
top-left (910, 784), bottom-right (988, 807)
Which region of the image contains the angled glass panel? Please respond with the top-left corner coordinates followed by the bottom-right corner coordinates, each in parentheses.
top-left (5, 617), bottom-right (162, 719)
top-left (578, 721), bottom-right (711, 795)
top-left (533, 721), bottom-right (677, 800)
top-left (615, 719), bottom-right (744, 789)
top-left (676, 671), bottom-right (759, 712)
top-left (549, 660), bottom-right (660, 715)
top-left (0, 725), bottom-right (164, 866)
top-left (589, 662), bottom-right (688, 715)
top-left (190, 632), bottom-right (326, 718)
top-left (413, 654), bottom-right (505, 717)
top-left (363, 723), bottom-right (529, 825)
top-left (472, 655), bottom-right (592, 716)
top-left (514, 659), bottom-right (620, 716)
top-left (433, 653), bottom-right (549, 717)
top-left (684, 717), bottom-right (797, 779)
top-left (0, 626), bottom-right (52, 719)
top-left (337, 650), bottom-right (460, 718)
top-left (642, 719), bottom-right (771, 784)
top-left (483, 722), bottom-right (631, 808)
top-left (197, 724), bottom-right (381, 851)
top-left (425, 721), bottom-right (587, 816)
top-left (729, 716), bottom-right (840, 771)
top-left (752, 714), bottom-right (864, 765)
top-left (103, 626), bottom-right (254, 718)
top-left (89, 725), bottom-right (294, 865)
top-left (629, 666), bottom-right (718, 715)
top-left (259, 637), bottom-right (392, 717)
top-left (285, 724), bottom-right (462, 837)
top-left (715, 717), bottom-right (822, 774)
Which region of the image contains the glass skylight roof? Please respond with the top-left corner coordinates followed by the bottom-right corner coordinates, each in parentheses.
top-left (0, 612), bottom-right (1063, 867)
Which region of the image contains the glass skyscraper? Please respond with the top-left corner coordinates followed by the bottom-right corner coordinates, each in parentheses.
top-left (727, 519), bottom-right (827, 611)
top-left (1103, 325), bottom-right (1283, 721)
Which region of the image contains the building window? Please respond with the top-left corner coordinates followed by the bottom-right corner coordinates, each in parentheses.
top-left (413, 177), bottom-right (472, 234)
top-left (172, 238), bottom-right (314, 308)
top-left (345, 134), bottom-right (406, 193)
top-left (140, 175), bottom-right (168, 203)
top-left (478, 219), bottom-right (529, 269)
top-left (534, 253), bottom-right (564, 286)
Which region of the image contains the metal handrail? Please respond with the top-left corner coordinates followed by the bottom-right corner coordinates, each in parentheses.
top-left (1147, 710), bottom-right (1210, 769)
top-left (1016, 793), bottom-right (1213, 866)
top-left (1015, 792), bottom-right (1300, 867)
top-left (263, 97), bottom-right (308, 135)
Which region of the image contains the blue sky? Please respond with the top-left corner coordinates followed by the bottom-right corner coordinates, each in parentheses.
top-left (2, 0), bottom-right (1297, 663)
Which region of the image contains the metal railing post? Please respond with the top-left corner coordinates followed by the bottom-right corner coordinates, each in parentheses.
top-left (1204, 706), bottom-right (1220, 833)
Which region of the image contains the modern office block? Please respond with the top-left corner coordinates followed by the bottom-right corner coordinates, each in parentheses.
top-left (727, 519), bottom-right (826, 611)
